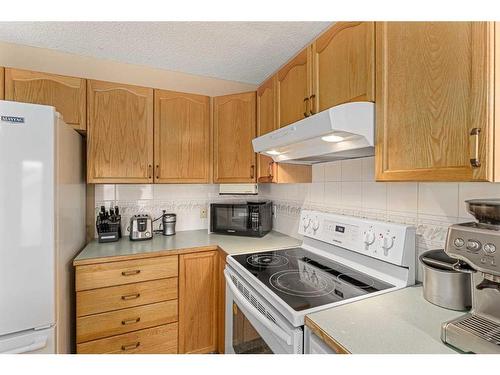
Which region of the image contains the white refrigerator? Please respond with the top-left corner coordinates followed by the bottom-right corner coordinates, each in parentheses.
top-left (0, 100), bottom-right (85, 353)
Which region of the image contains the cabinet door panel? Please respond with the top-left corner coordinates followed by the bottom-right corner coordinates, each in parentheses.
top-left (256, 77), bottom-right (277, 182)
top-left (4, 68), bottom-right (86, 130)
top-left (313, 22), bottom-right (374, 111)
top-left (375, 22), bottom-right (493, 181)
top-left (87, 80), bottom-right (154, 183)
top-left (0, 67), bottom-right (4, 100)
top-left (213, 92), bottom-right (256, 183)
top-left (154, 90), bottom-right (210, 183)
top-left (277, 48), bottom-right (310, 127)
top-left (179, 251), bottom-right (218, 354)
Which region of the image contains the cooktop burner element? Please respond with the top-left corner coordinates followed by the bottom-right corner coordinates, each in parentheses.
top-left (246, 254), bottom-right (289, 268)
top-left (269, 269), bottom-right (337, 297)
top-left (232, 247), bottom-right (394, 311)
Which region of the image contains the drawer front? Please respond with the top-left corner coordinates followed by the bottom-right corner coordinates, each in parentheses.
top-left (77, 278), bottom-right (178, 317)
top-left (76, 255), bottom-right (178, 291)
top-left (77, 323), bottom-right (178, 354)
top-left (77, 300), bottom-right (178, 343)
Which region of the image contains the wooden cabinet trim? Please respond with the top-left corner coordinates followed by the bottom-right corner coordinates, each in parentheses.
top-left (0, 67), bottom-right (4, 100)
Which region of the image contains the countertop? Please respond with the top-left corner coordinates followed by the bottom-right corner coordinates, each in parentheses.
top-left (305, 285), bottom-right (465, 354)
top-left (74, 229), bottom-right (301, 265)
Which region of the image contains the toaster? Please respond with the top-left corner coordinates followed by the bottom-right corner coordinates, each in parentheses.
top-left (129, 214), bottom-right (153, 241)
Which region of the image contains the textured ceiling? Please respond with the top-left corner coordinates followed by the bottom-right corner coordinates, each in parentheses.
top-left (0, 22), bottom-right (332, 84)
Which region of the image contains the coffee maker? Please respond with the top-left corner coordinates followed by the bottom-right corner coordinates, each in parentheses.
top-left (442, 199), bottom-right (500, 353)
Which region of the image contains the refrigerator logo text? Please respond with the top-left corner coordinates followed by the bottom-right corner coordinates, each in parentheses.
top-left (1, 116), bottom-right (25, 124)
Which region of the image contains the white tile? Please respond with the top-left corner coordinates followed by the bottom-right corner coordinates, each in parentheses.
top-left (94, 184), bottom-right (115, 201)
top-left (306, 182), bottom-right (324, 204)
top-left (324, 161), bottom-right (342, 181)
top-left (341, 182), bottom-right (362, 208)
top-left (362, 182), bottom-right (387, 210)
top-left (458, 182), bottom-right (500, 219)
top-left (387, 182), bottom-right (418, 213)
top-left (361, 157), bottom-right (375, 182)
top-left (312, 164), bottom-right (325, 182)
top-left (417, 183), bottom-right (459, 217)
top-left (341, 159), bottom-right (363, 181)
top-left (324, 182), bottom-right (341, 207)
top-left (116, 184), bottom-right (153, 201)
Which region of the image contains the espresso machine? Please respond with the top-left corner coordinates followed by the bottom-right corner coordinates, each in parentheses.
top-left (442, 199), bottom-right (500, 353)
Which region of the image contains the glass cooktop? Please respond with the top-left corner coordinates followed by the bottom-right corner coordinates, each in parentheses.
top-left (231, 247), bottom-right (394, 312)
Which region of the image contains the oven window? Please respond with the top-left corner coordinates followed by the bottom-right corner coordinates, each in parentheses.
top-left (232, 303), bottom-right (272, 354)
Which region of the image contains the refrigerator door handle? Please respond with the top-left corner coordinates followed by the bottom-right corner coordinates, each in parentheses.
top-left (1, 337), bottom-right (48, 354)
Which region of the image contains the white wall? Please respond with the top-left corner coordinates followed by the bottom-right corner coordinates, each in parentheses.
top-left (258, 156), bottom-right (500, 281)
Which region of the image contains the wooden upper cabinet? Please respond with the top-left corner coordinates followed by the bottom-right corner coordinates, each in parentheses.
top-left (4, 68), bottom-right (86, 131)
top-left (256, 77), bottom-right (277, 182)
top-left (312, 22), bottom-right (375, 112)
top-left (213, 91), bottom-right (256, 183)
top-left (154, 90), bottom-right (210, 183)
top-left (87, 80), bottom-right (154, 183)
top-left (276, 47), bottom-right (311, 127)
top-left (179, 251), bottom-right (218, 354)
top-left (375, 22), bottom-right (495, 182)
top-left (0, 67), bottom-right (4, 100)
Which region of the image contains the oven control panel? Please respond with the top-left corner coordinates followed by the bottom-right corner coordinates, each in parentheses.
top-left (299, 210), bottom-right (416, 267)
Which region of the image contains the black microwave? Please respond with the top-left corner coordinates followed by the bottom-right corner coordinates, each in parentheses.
top-left (210, 201), bottom-right (272, 237)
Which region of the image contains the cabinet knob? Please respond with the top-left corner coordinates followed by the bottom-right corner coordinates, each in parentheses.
top-left (250, 165), bottom-right (255, 179)
top-left (121, 317), bottom-right (141, 325)
top-left (121, 269), bottom-right (141, 276)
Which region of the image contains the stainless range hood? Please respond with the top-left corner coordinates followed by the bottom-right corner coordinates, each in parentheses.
top-left (252, 101), bottom-right (375, 164)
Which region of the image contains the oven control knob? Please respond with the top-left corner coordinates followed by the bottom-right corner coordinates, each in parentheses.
top-left (302, 216), bottom-right (311, 230)
top-left (483, 243), bottom-right (496, 254)
top-left (363, 230), bottom-right (376, 247)
top-left (312, 217), bottom-right (320, 232)
top-left (453, 238), bottom-right (465, 248)
top-left (466, 240), bottom-right (481, 252)
top-left (380, 236), bottom-right (394, 256)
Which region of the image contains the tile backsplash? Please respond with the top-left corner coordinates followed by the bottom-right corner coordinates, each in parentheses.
top-left (258, 157), bottom-right (500, 281)
top-left (94, 157), bottom-right (500, 281)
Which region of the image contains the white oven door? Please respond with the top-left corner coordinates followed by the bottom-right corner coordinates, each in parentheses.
top-left (224, 269), bottom-right (303, 354)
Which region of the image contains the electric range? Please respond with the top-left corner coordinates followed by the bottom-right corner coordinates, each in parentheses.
top-left (224, 210), bottom-right (416, 354)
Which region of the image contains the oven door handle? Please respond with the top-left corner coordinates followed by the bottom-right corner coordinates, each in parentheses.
top-left (224, 270), bottom-right (293, 345)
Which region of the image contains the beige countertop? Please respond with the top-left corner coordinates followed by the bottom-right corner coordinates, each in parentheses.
top-left (74, 229), bottom-right (301, 265)
top-left (305, 285), bottom-right (465, 354)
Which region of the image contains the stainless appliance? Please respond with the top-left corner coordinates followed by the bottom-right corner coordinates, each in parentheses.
top-left (442, 199), bottom-right (500, 353)
top-left (419, 249), bottom-right (472, 311)
top-left (210, 201), bottom-right (272, 237)
top-left (161, 211), bottom-right (176, 236)
top-left (129, 214), bottom-right (153, 241)
top-left (252, 102), bottom-right (375, 164)
top-left (225, 210), bottom-right (416, 354)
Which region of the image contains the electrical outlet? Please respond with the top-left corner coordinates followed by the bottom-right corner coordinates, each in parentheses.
top-left (200, 207), bottom-right (207, 219)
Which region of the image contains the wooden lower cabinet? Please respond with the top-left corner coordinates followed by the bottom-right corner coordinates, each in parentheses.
top-left (0, 67), bottom-right (4, 100)
top-left (178, 251), bottom-right (218, 354)
top-left (77, 323), bottom-right (178, 354)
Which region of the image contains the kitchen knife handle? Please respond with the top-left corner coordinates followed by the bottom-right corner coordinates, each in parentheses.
top-left (303, 97), bottom-right (310, 118)
top-left (469, 128), bottom-right (481, 168)
top-left (122, 270), bottom-right (141, 276)
top-left (309, 94), bottom-right (316, 115)
top-left (148, 164), bottom-right (153, 179)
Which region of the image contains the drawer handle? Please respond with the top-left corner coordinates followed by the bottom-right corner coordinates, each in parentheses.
top-left (121, 317), bottom-right (141, 325)
top-left (121, 342), bottom-right (140, 351)
top-left (121, 270), bottom-right (141, 276)
top-left (121, 293), bottom-right (141, 301)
